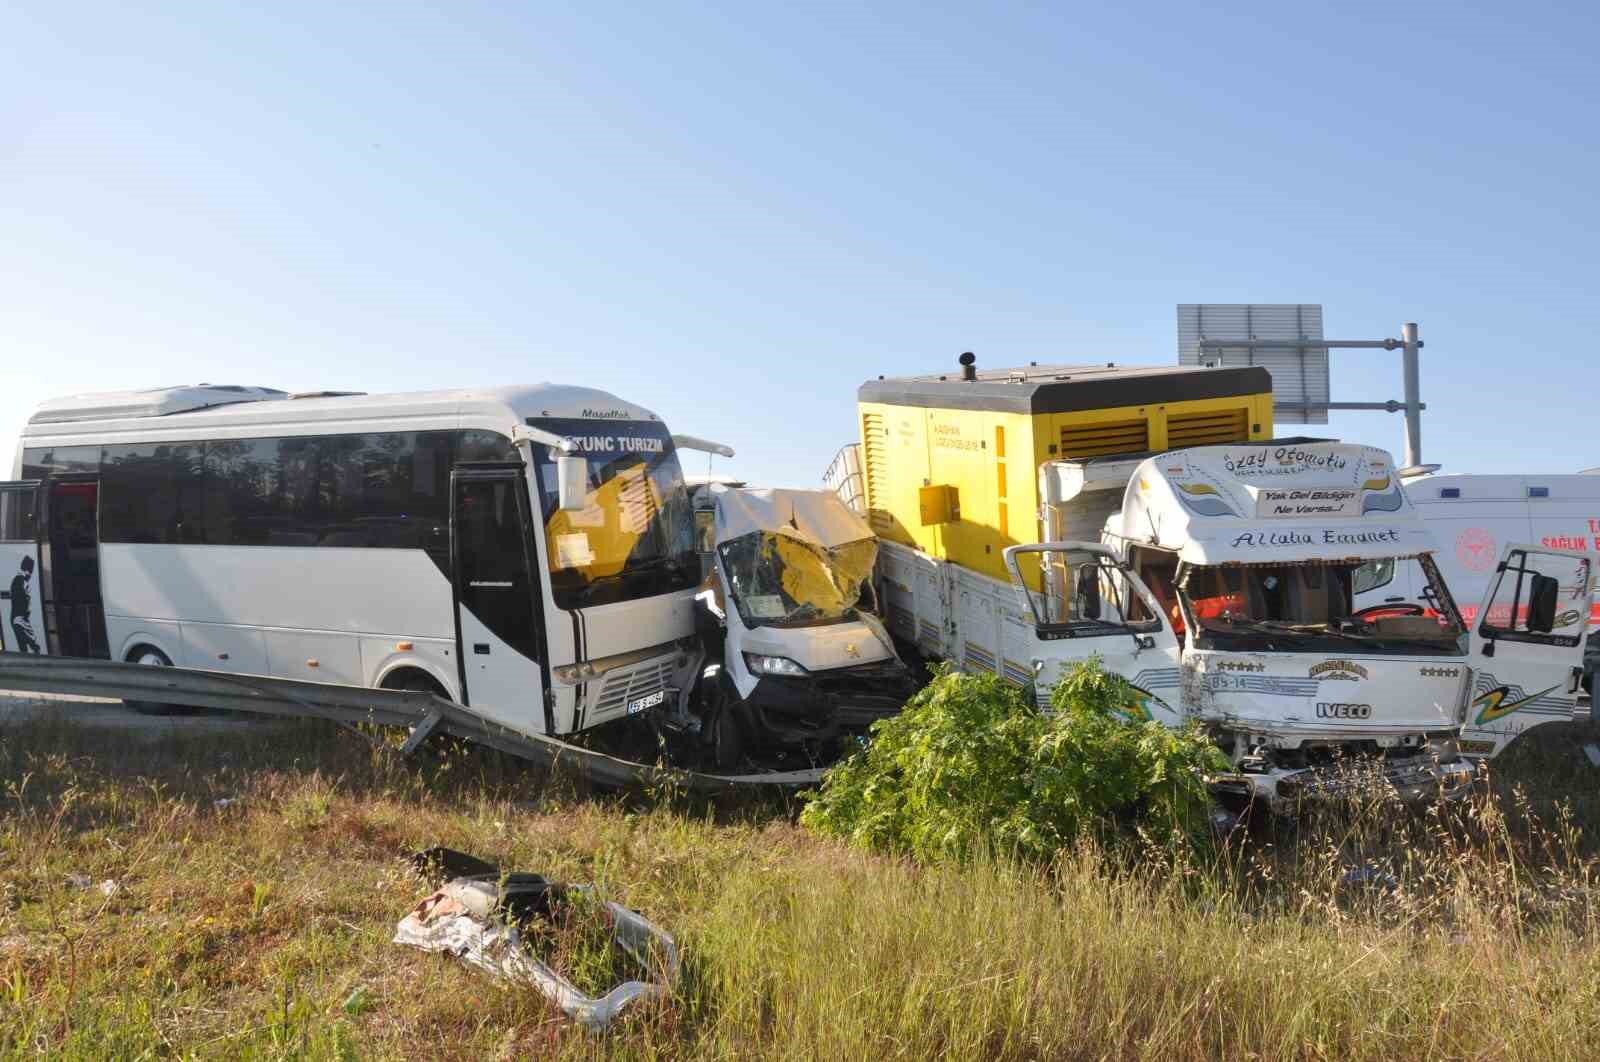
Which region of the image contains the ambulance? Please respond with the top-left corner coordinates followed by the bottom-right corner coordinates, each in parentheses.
top-left (1353, 473), bottom-right (1600, 695)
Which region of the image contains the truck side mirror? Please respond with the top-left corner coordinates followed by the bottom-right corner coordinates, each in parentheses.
top-left (556, 454), bottom-right (589, 512)
top-left (1076, 565), bottom-right (1101, 620)
top-left (1526, 573), bottom-right (1559, 633)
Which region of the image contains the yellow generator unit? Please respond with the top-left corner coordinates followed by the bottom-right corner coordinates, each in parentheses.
top-left (857, 354), bottom-right (1274, 581)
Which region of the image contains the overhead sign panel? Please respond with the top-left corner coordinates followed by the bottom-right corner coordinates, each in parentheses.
top-left (1177, 304), bottom-right (1330, 425)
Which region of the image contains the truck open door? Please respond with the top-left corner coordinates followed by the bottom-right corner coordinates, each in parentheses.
top-left (1003, 543), bottom-right (1184, 724)
top-left (1462, 544), bottom-right (1595, 758)
top-left (0, 482), bottom-right (45, 656)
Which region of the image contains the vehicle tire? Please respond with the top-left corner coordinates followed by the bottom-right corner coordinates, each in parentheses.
top-left (123, 646), bottom-right (190, 715)
top-left (707, 702), bottom-right (745, 771)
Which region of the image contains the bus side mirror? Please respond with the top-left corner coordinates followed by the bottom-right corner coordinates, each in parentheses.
top-left (1526, 573), bottom-right (1559, 633)
top-left (556, 454), bottom-right (589, 512)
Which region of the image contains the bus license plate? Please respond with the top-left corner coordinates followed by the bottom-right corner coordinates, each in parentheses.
top-left (626, 690), bottom-right (666, 715)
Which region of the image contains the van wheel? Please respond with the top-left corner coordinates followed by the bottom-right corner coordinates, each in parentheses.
top-left (707, 703), bottom-right (745, 772)
top-left (123, 647), bottom-right (190, 715)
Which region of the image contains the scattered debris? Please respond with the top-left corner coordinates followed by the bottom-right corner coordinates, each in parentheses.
top-left (213, 797), bottom-right (242, 810)
top-left (62, 874), bottom-right (120, 897)
top-left (392, 847), bottom-right (679, 1032)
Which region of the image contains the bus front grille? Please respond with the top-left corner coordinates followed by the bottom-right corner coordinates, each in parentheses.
top-left (593, 657), bottom-right (677, 716)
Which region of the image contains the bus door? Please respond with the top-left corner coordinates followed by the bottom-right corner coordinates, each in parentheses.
top-left (450, 466), bottom-right (552, 736)
top-left (0, 481), bottom-right (44, 655)
top-left (40, 475), bottom-right (110, 659)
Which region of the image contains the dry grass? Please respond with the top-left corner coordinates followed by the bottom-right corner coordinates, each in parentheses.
top-left (1, 709), bottom-right (1598, 1059)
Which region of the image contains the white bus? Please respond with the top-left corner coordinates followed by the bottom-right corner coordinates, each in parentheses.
top-left (0, 383), bottom-right (725, 742)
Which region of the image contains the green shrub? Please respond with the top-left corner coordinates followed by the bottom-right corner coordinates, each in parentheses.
top-left (800, 658), bottom-right (1228, 861)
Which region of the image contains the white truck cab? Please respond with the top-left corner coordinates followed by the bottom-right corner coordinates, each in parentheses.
top-left (879, 439), bottom-right (1594, 809)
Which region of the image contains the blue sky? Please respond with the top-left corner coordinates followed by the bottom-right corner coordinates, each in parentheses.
top-left (3, 2), bottom-right (1595, 486)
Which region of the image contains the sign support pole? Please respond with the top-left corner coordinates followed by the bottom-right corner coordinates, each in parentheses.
top-left (1401, 322), bottom-right (1422, 472)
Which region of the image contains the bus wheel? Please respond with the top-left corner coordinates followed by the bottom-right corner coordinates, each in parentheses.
top-left (123, 647), bottom-right (189, 715)
top-left (380, 669), bottom-right (448, 698)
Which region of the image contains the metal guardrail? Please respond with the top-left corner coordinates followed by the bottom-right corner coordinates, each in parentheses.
top-left (0, 655), bottom-right (826, 793)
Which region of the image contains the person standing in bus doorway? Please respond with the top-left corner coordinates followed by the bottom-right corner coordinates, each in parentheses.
top-left (9, 556), bottom-right (40, 654)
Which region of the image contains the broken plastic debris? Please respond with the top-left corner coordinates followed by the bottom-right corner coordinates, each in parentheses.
top-left (63, 875), bottom-right (120, 897)
top-left (393, 848), bottom-right (679, 1032)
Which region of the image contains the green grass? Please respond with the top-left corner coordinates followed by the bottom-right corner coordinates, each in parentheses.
top-left (1, 710), bottom-right (1599, 1059)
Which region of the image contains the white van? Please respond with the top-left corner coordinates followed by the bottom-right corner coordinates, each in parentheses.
top-left (1354, 473), bottom-right (1600, 692)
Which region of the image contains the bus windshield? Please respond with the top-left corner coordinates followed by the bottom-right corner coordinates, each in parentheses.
top-left (529, 418), bottom-right (697, 610)
top-left (1179, 559), bottom-right (1466, 656)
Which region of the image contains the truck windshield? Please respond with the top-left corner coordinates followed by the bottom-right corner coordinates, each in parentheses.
top-left (717, 532), bottom-right (878, 628)
top-left (529, 418), bottom-right (697, 610)
top-left (1180, 559), bottom-right (1466, 655)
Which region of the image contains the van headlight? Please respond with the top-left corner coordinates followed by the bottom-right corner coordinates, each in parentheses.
top-left (744, 653), bottom-right (808, 677)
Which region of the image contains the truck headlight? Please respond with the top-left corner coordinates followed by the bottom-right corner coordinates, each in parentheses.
top-left (744, 653), bottom-right (808, 677)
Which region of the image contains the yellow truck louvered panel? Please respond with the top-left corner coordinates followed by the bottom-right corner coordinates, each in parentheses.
top-left (1059, 419), bottom-right (1149, 459)
top-left (1167, 408), bottom-right (1249, 448)
top-left (855, 360), bottom-right (1273, 581)
top-left (861, 411), bottom-right (890, 533)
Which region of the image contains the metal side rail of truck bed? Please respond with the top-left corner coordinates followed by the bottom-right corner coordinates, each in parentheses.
top-left (0, 655), bottom-right (826, 793)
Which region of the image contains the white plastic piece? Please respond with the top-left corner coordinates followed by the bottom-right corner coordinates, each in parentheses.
top-left (392, 891), bottom-right (679, 1032)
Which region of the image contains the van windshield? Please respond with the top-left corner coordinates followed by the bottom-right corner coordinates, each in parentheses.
top-left (1180, 558), bottom-right (1466, 656)
top-left (530, 418), bottom-right (697, 610)
top-left (718, 532), bottom-right (878, 628)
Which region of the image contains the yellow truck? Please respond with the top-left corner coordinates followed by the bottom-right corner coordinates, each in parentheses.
top-left (846, 353), bottom-right (1590, 808)
top-left (856, 353), bottom-right (1274, 582)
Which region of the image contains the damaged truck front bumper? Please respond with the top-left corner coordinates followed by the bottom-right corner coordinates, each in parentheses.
top-left (1211, 751), bottom-right (1480, 812)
